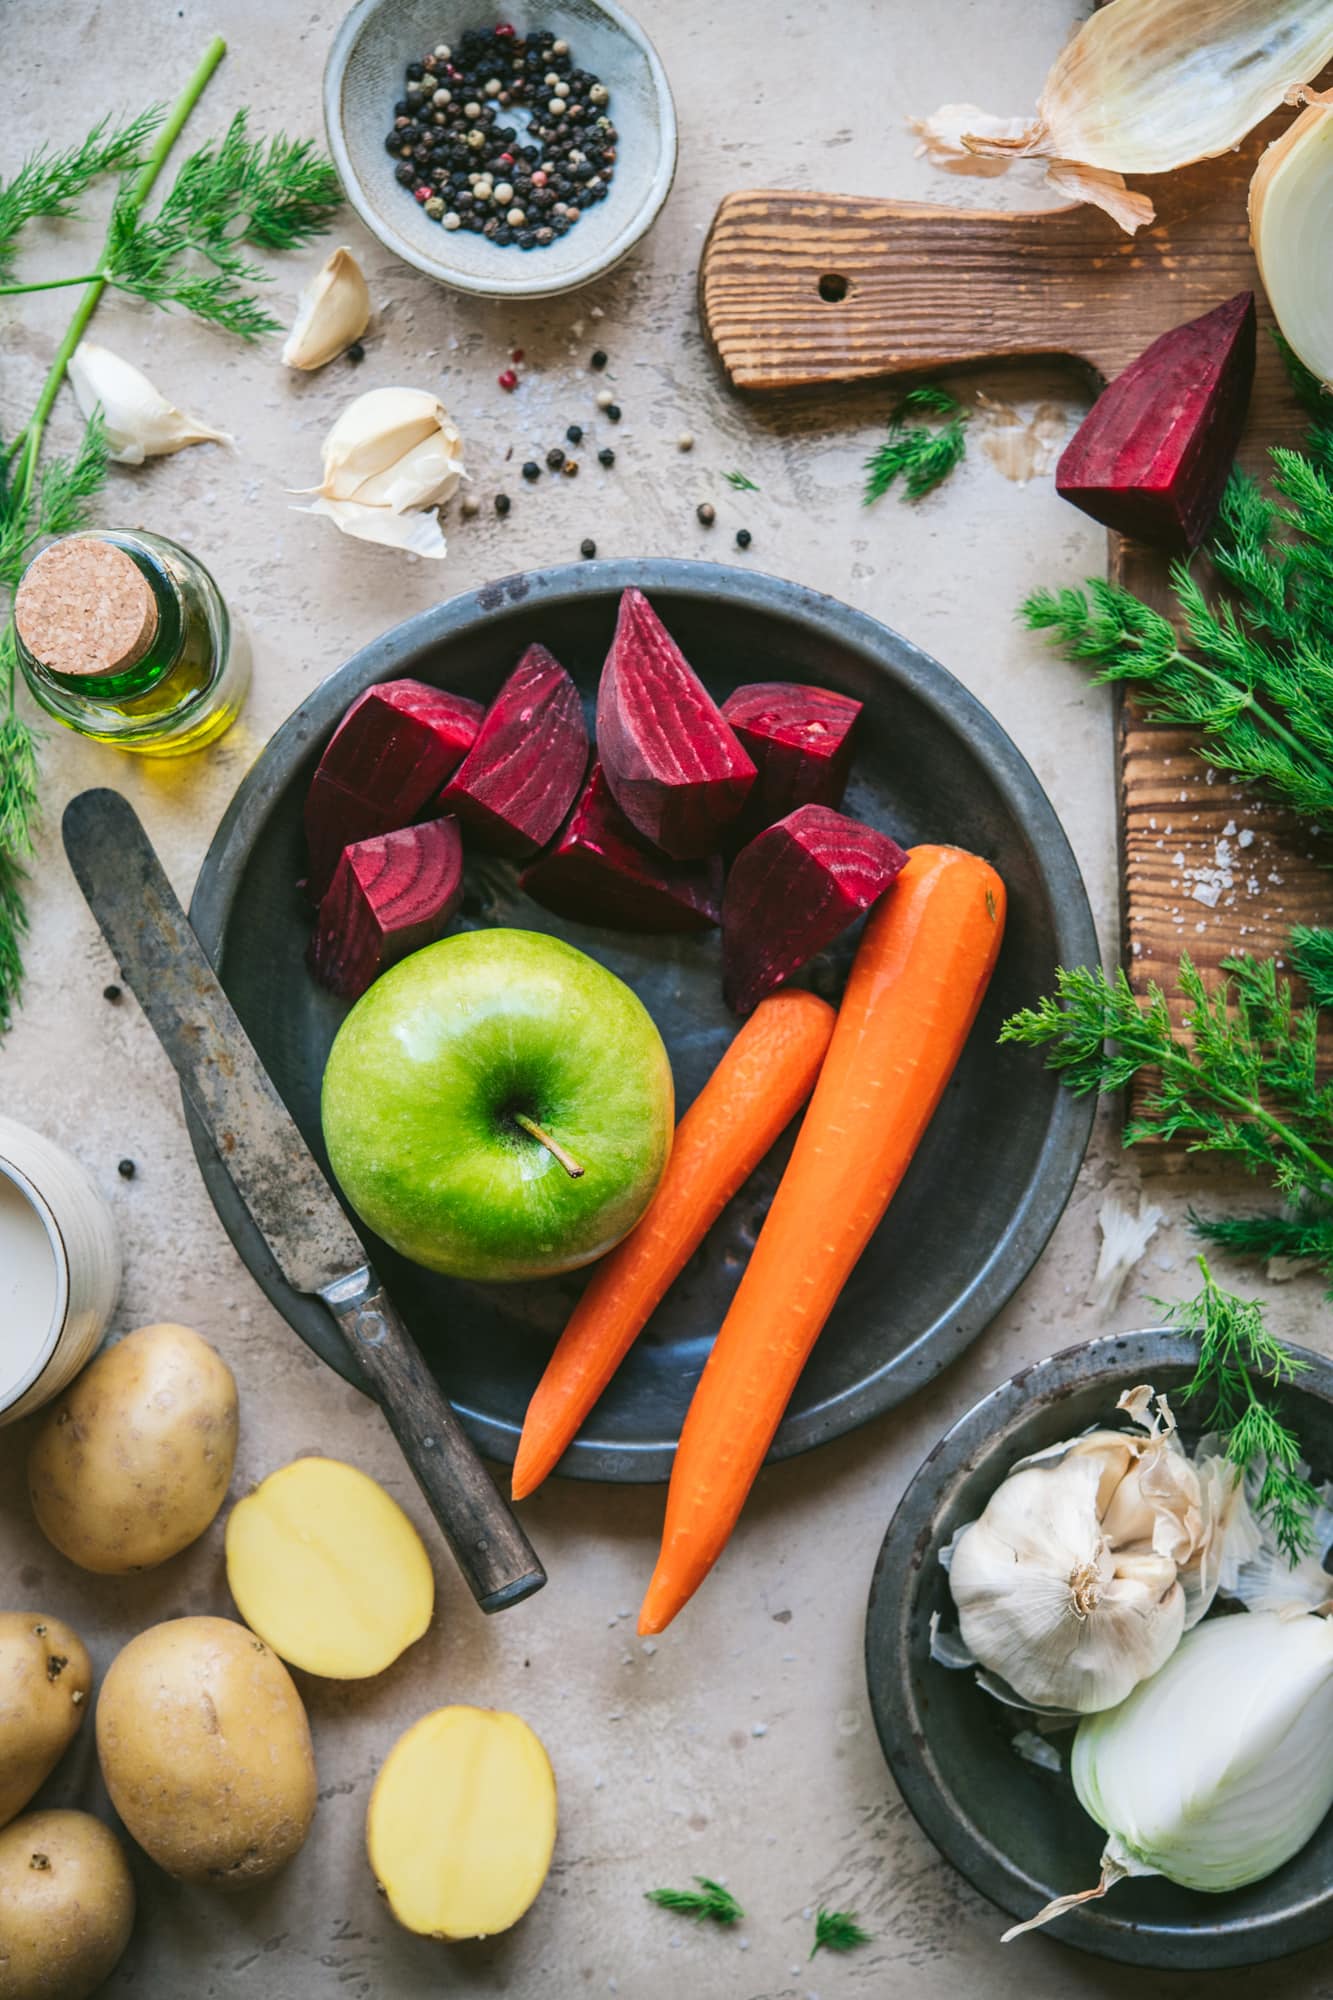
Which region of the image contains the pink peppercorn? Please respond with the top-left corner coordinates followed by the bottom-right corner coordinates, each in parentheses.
top-left (498, 368), bottom-right (519, 391)
top-left (413, 185), bottom-right (431, 203)
top-left (511, 347), bottom-right (524, 362)
top-left (495, 21), bottom-right (515, 35)
top-left (531, 169), bottom-right (547, 187)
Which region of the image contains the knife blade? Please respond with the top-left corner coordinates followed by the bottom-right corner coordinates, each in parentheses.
top-left (62, 788), bottom-right (545, 1614)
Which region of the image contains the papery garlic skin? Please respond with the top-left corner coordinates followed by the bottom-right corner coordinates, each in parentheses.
top-left (303, 497), bottom-right (449, 559)
top-left (68, 341), bottom-right (231, 465)
top-left (1250, 90), bottom-right (1333, 390)
top-left (282, 247), bottom-right (371, 371)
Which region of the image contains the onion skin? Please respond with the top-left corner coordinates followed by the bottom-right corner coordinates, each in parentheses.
top-left (1250, 90), bottom-right (1333, 391)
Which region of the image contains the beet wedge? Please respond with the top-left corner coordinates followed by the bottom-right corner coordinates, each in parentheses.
top-left (310, 817), bottom-right (464, 1000)
top-left (1055, 292), bottom-right (1256, 552)
top-left (596, 589), bottom-right (756, 858)
top-left (722, 681), bottom-right (862, 838)
top-left (521, 762), bottom-right (722, 932)
top-left (305, 679), bottom-right (483, 898)
top-left (722, 804), bottom-right (908, 1014)
top-left (440, 643), bottom-right (589, 860)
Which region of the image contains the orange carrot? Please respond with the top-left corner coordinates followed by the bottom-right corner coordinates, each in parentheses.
top-left (639, 845), bottom-right (1006, 1634)
top-left (512, 989), bottom-right (836, 1501)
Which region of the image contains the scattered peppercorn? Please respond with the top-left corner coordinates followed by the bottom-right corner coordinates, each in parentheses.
top-left (494, 492), bottom-right (511, 515)
top-left (522, 460), bottom-right (541, 481)
top-left (605, 403), bottom-right (621, 422)
top-left (580, 538), bottom-right (597, 558)
top-left (598, 447), bottom-right (615, 468)
top-left (677, 431), bottom-right (694, 451)
top-left (591, 349), bottom-right (608, 369)
top-left (545, 446), bottom-right (566, 471)
top-left (461, 494), bottom-right (480, 518)
top-left (103, 983), bottom-right (122, 1003)
top-left (498, 367), bottom-right (519, 391)
top-left (117, 1159), bottom-right (136, 1181)
top-left (566, 423), bottom-right (583, 444)
top-left (697, 502), bottom-right (715, 526)
top-left (562, 458), bottom-right (578, 476)
top-left (595, 389), bottom-right (614, 410)
top-left (736, 527), bottom-right (752, 548)
top-left (346, 340), bottom-right (366, 365)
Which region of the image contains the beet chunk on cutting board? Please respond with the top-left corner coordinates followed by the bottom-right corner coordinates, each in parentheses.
top-left (521, 762), bottom-right (723, 932)
top-left (722, 805), bottom-right (908, 1013)
top-left (440, 643), bottom-right (589, 860)
top-left (596, 588), bottom-right (756, 858)
top-left (1055, 291), bottom-right (1256, 552)
top-left (722, 681), bottom-right (862, 836)
top-left (310, 818), bottom-right (464, 999)
top-left (304, 679), bottom-right (483, 897)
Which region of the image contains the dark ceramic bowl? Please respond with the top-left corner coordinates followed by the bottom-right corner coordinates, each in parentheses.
top-left (866, 1329), bottom-right (1333, 1969)
top-left (188, 559), bottom-right (1096, 1479)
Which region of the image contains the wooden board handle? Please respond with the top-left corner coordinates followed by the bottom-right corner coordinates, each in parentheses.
top-left (321, 1265), bottom-right (546, 1613)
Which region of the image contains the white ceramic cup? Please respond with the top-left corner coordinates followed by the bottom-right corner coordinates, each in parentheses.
top-left (0, 1114), bottom-right (121, 1426)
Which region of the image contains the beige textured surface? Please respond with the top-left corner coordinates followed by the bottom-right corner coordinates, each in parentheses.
top-left (2, 3), bottom-right (1331, 1995)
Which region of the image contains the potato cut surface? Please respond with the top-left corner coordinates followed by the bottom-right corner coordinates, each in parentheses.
top-left (225, 1456), bottom-right (434, 1678)
top-left (367, 1706), bottom-right (557, 1938)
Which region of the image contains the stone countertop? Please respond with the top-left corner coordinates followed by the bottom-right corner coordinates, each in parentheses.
top-left (3, 2), bottom-right (1330, 1996)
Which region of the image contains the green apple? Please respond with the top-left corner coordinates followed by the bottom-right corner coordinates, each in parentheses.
top-left (321, 928), bottom-right (674, 1282)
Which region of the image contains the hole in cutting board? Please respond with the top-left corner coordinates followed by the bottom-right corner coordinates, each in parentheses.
top-left (818, 272), bottom-right (849, 303)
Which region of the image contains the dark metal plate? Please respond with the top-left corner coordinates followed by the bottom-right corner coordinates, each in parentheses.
top-left (187, 559), bottom-right (1096, 1479)
top-left (865, 1329), bottom-right (1333, 1968)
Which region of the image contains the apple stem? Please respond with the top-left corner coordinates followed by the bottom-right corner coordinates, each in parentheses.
top-left (513, 1112), bottom-right (585, 1179)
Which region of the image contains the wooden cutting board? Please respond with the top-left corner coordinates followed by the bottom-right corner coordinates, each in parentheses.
top-left (699, 104), bottom-right (1333, 1153)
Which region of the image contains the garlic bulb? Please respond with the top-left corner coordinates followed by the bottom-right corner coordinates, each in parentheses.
top-left (1004, 1610), bottom-right (1333, 1939)
top-left (282, 247), bottom-right (371, 371)
top-left (299, 387), bottom-right (465, 559)
top-left (946, 1389), bottom-right (1234, 1713)
top-left (68, 341), bottom-right (230, 465)
top-left (1250, 89), bottom-right (1333, 389)
top-left (921, 0), bottom-right (1333, 232)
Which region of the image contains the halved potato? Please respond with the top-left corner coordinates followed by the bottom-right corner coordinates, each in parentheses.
top-left (225, 1456), bottom-right (434, 1678)
top-left (367, 1706), bottom-right (557, 1939)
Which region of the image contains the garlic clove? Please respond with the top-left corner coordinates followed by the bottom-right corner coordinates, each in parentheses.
top-left (68, 341), bottom-right (231, 465)
top-left (282, 247), bottom-right (371, 371)
top-left (316, 387), bottom-right (452, 501)
top-left (1250, 88), bottom-right (1333, 389)
top-left (302, 497), bottom-right (449, 559)
top-left (350, 426), bottom-right (465, 513)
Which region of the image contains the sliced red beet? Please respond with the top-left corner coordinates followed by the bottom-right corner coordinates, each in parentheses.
top-left (596, 588), bottom-right (756, 859)
top-left (439, 643), bottom-right (588, 860)
top-left (1055, 292), bottom-right (1256, 552)
top-left (520, 762), bottom-right (722, 932)
top-left (721, 681), bottom-right (862, 838)
top-left (722, 804), bottom-right (908, 1014)
top-left (309, 817), bottom-right (464, 1000)
top-left (305, 679), bottom-right (483, 898)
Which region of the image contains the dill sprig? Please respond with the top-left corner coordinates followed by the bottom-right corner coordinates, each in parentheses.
top-left (811, 1908), bottom-right (872, 1957)
top-left (0, 109), bottom-right (163, 281)
top-left (645, 1876), bottom-right (744, 1925)
top-left (102, 112), bottom-right (343, 339)
top-left (1161, 1257), bottom-right (1317, 1561)
top-left (723, 470), bottom-right (759, 492)
top-left (863, 385), bottom-right (968, 504)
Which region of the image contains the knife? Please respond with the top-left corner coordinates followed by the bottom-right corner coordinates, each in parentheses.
top-left (62, 788), bottom-right (545, 1614)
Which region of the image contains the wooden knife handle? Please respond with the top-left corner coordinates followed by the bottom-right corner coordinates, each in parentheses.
top-left (320, 1265), bottom-right (546, 1613)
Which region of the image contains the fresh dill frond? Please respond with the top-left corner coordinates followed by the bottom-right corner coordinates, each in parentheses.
top-left (1160, 1257), bottom-right (1317, 1561)
top-left (723, 470), bottom-right (759, 492)
top-left (1290, 925), bottom-right (1333, 1014)
top-left (0, 108), bottom-right (163, 280)
top-left (863, 386), bottom-right (967, 504)
top-left (103, 110), bottom-right (342, 338)
top-left (811, 1908), bottom-right (872, 1957)
top-left (0, 693), bottom-right (39, 1033)
top-left (645, 1876), bottom-right (744, 1925)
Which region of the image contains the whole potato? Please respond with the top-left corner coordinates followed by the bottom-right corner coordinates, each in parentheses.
top-left (0, 1614), bottom-right (92, 1829)
top-left (96, 1617), bottom-right (316, 1888)
top-left (0, 1809), bottom-right (134, 2000)
top-left (28, 1322), bottom-right (238, 1573)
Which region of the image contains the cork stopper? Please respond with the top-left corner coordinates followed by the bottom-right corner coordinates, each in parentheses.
top-left (14, 537), bottom-right (158, 680)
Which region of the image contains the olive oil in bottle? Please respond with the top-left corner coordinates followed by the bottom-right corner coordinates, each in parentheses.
top-left (13, 529), bottom-right (248, 754)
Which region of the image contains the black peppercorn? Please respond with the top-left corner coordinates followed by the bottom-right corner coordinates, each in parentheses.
top-left (407, 61), bottom-right (425, 80)
top-left (495, 492), bottom-right (511, 514)
top-left (346, 341), bottom-right (366, 364)
top-left (117, 1158), bottom-right (136, 1180)
top-left (522, 460), bottom-right (541, 481)
top-left (736, 527), bottom-right (752, 548)
top-left (546, 446), bottom-right (565, 471)
top-left (395, 163), bottom-right (416, 187)
top-left (103, 983), bottom-right (122, 1003)
top-left (598, 447), bottom-right (615, 467)
top-left (580, 538), bottom-right (596, 558)
top-left (590, 348), bottom-right (608, 369)
top-left (605, 403), bottom-right (621, 422)
top-left (566, 423), bottom-right (583, 444)
top-left (697, 502), bottom-right (715, 525)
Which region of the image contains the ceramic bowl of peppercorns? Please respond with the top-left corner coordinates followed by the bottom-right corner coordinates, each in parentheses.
top-left (324, 0), bottom-right (676, 297)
